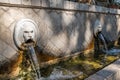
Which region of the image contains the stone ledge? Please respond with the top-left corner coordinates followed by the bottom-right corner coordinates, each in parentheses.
top-left (0, 0), bottom-right (120, 15)
top-left (9, 0), bottom-right (21, 4)
top-left (85, 59), bottom-right (120, 80)
top-left (31, 0), bottom-right (41, 6)
top-left (0, 0), bottom-right (9, 3)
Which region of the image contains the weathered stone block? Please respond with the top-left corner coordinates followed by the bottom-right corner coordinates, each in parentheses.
top-left (89, 5), bottom-right (96, 12)
top-left (116, 71), bottom-right (120, 80)
top-left (2, 45), bottom-right (16, 59)
top-left (85, 74), bottom-right (104, 80)
top-left (56, 0), bottom-right (64, 8)
top-left (102, 7), bottom-right (108, 13)
top-left (0, 12), bottom-right (15, 28)
top-left (115, 59), bottom-right (120, 65)
top-left (1, 7), bottom-right (9, 12)
top-left (95, 6), bottom-right (108, 13)
top-left (0, 55), bottom-right (8, 66)
top-left (79, 3), bottom-right (89, 11)
top-left (0, 24), bottom-right (7, 34)
top-left (49, 0), bottom-right (56, 8)
top-left (9, 0), bottom-right (21, 4)
top-left (109, 8), bottom-right (117, 14)
top-left (31, 0), bottom-right (40, 6)
top-left (96, 70), bottom-right (115, 79)
top-left (104, 62), bottom-right (120, 80)
top-left (0, 0), bottom-right (9, 3)
top-left (41, 0), bottom-right (50, 7)
top-left (108, 59), bottom-right (120, 69)
top-left (0, 28), bottom-right (15, 49)
top-left (74, 2), bottom-right (79, 10)
top-left (43, 40), bottom-right (62, 57)
top-left (96, 6), bottom-right (103, 12)
top-left (21, 0), bottom-right (31, 5)
top-left (64, 1), bottom-right (70, 9)
top-left (0, 40), bottom-right (7, 53)
top-left (69, 1), bottom-right (75, 10)
top-left (40, 0), bottom-right (42, 6)
top-left (117, 9), bottom-right (120, 14)
top-left (0, 8), bottom-right (6, 16)
top-left (86, 59), bottom-right (120, 80)
top-left (50, 34), bottom-right (68, 53)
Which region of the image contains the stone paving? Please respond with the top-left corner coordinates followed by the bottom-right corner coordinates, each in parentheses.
top-left (85, 59), bottom-right (120, 80)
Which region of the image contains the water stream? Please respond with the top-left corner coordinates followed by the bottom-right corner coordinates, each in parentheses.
top-left (27, 45), bottom-right (41, 80)
top-left (25, 32), bottom-right (120, 80)
top-left (98, 32), bottom-right (108, 51)
top-left (97, 32), bottom-right (120, 56)
top-left (28, 45), bottom-right (82, 80)
top-left (0, 45), bottom-right (118, 80)
top-left (40, 67), bottom-right (83, 80)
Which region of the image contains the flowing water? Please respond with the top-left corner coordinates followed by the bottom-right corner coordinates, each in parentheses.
top-left (97, 32), bottom-right (120, 56)
top-left (28, 45), bottom-right (82, 80)
top-left (98, 33), bottom-right (108, 51)
top-left (97, 33), bottom-right (108, 60)
top-left (22, 35), bottom-right (120, 80)
top-left (0, 49), bottom-right (118, 80)
top-left (28, 45), bottom-right (41, 79)
top-left (0, 33), bottom-right (119, 80)
top-left (40, 67), bottom-right (83, 80)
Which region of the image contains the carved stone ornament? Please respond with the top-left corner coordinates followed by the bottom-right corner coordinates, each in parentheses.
top-left (13, 19), bottom-right (39, 50)
top-left (94, 20), bottom-right (102, 36)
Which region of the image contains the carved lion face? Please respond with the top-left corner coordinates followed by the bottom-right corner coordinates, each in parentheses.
top-left (23, 23), bottom-right (35, 42)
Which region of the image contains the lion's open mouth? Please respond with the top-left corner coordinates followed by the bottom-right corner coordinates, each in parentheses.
top-left (25, 39), bottom-right (34, 43)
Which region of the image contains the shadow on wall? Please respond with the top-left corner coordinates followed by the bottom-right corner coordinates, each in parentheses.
top-left (0, 0), bottom-right (119, 77)
top-left (32, 0), bottom-right (120, 57)
top-left (36, 1), bottom-right (89, 57)
top-left (0, 0), bottom-right (119, 62)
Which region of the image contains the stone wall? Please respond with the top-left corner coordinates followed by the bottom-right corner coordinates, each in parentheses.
top-left (0, 0), bottom-right (120, 64)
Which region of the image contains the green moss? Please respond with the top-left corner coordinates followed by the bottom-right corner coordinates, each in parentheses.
top-left (10, 49), bottom-right (119, 80)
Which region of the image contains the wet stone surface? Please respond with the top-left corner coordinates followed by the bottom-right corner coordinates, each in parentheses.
top-left (9, 51), bottom-right (118, 80)
top-left (0, 44), bottom-right (119, 80)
